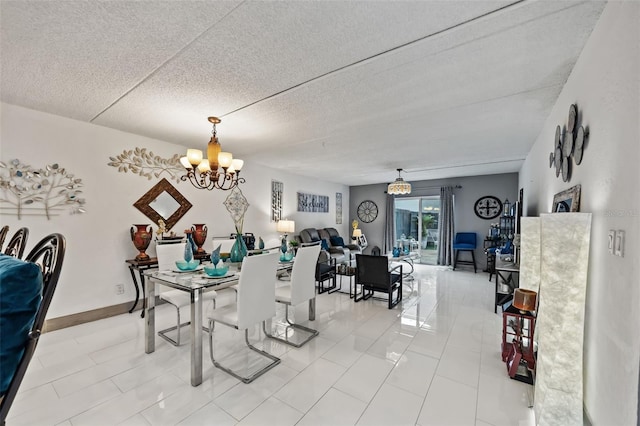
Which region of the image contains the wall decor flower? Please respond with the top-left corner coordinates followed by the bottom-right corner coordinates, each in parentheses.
top-left (0, 159), bottom-right (86, 219)
top-left (107, 147), bottom-right (184, 182)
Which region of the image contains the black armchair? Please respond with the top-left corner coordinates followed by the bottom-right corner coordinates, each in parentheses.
top-left (355, 254), bottom-right (403, 309)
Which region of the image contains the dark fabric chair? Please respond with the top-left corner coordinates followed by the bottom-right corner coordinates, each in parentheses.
top-left (371, 246), bottom-right (381, 256)
top-left (355, 254), bottom-right (403, 309)
top-left (453, 232), bottom-right (477, 273)
top-left (0, 233), bottom-right (65, 424)
top-left (3, 228), bottom-right (29, 259)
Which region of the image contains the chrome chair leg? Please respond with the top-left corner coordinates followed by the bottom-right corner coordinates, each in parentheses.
top-left (209, 320), bottom-right (280, 384)
top-left (263, 305), bottom-right (319, 348)
top-left (158, 301), bottom-right (212, 347)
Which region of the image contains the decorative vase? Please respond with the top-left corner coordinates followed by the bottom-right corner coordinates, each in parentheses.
top-left (130, 224), bottom-right (152, 261)
top-left (184, 232), bottom-right (194, 262)
top-left (258, 237), bottom-right (265, 250)
top-left (191, 224), bottom-right (207, 254)
top-left (230, 233), bottom-right (248, 263)
top-left (392, 246), bottom-right (400, 257)
top-left (280, 237), bottom-right (288, 255)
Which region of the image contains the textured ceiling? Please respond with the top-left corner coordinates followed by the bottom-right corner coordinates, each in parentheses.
top-left (1, 1), bottom-right (606, 186)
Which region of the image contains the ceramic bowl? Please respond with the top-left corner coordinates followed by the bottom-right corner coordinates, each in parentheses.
top-left (203, 263), bottom-right (229, 277)
top-left (175, 259), bottom-right (200, 271)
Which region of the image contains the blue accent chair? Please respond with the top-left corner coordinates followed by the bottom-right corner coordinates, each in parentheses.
top-left (453, 232), bottom-right (477, 273)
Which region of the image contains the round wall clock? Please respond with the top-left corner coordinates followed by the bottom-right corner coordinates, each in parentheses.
top-left (474, 196), bottom-right (503, 220)
top-left (357, 200), bottom-right (378, 223)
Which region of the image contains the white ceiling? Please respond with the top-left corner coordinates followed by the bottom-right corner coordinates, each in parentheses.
top-left (1, 0), bottom-right (606, 186)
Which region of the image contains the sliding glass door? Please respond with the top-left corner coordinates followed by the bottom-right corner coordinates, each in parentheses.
top-left (394, 196), bottom-right (440, 265)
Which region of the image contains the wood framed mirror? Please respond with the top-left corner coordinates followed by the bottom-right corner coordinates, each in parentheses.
top-left (134, 178), bottom-right (192, 230)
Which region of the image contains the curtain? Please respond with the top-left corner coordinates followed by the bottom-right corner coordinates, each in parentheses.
top-left (437, 186), bottom-right (455, 265)
top-left (383, 193), bottom-right (395, 253)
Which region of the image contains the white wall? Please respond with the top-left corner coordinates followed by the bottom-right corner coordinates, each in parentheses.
top-left (349, 173), bottom-right (518, 263)
top-left (519, 2), bottom-right (639, 424)
top-left (0, 103), bottom-right (349, 318)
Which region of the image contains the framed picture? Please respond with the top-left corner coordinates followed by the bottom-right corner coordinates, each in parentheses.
top-left (552, 184), bottom-right (581, 212)
top-left (297, 192), bottom-right (329, 213)
top-left (336, 192), bottom-right (342, 224)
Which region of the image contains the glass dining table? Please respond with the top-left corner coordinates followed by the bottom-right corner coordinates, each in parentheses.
top-left (143, 260), bottom-right (305, 386)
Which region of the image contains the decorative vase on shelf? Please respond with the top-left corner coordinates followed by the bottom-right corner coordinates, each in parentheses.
top-left (131, 224), bottom-right (153, 261)
top-left (392, 246), bottom-right (400, 258)
top-left (184, 232), bottom-right (194, 262)
top-left (191, 224), bottom-right (207, 254)
top-left (230, 233), bottom-right (248, 263)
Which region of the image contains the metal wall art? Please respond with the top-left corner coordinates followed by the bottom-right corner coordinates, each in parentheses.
top-left (224, 186), bottom-right (249, 233)
top-left (108, 147), bottom-right (184, 182)
top-left (549, 104), bottom-right (589, 182)
top-left (271, 180), bottom-right (283, 222)
top-left (0, 159), bottom-right (86, 219)
top-left (336, 192), bottom-right (342, 224)
top-left (297, 192), bottom-right (329, 213)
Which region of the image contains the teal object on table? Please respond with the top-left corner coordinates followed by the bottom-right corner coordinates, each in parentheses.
top-left (392, 247), bottom-right (400, 257)
top-left (258, 237), bottom-right (265, 250)
top-left (204, 263), bottom-right (229, 276)
top-left (280, 252), bottom-right (294, 262)
top-left (211, 244), bottom-right (221, 266)
top-left (184, 235), bottom-right (194, 262)
top-left (175, 259), bottom-right (199, 271)
top-left (230, 233), bottom-right (247, 263)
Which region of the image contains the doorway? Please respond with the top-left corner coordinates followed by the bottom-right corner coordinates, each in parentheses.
top-left (394, 196), bottom-right (440, 265)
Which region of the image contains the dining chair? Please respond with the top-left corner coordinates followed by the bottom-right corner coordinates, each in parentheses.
top-left (156, 242), bottom-right (217, 346)
top-left (264, 244), bottom-right (320, 347)
top-left (207, 251), bottom-right (280, 383)
top-left (355, 254), bottom-right (403, 309)
top-left (0, 233), bottom-right (65, 424)
top-left (3, 227), bottom-right (29, 259)
top-left (0, 226), bottom-right (8, 252)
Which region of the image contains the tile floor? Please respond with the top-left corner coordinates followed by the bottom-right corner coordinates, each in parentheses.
top-left (7, 265), bottom-right (535, 426)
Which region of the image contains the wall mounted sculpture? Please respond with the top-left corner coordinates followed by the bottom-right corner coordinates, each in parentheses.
top-left (107, 148), bottom-right (184, 182)
top-left (0, 159), bottom-right (86, 220)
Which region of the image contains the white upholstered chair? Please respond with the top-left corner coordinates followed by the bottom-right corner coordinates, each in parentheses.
top-left (207, 251), bottom-right (280, 383)
top-left (156, 242), bottom-right (217, 346)
top-left (264, 244), bottom-right (320, 347)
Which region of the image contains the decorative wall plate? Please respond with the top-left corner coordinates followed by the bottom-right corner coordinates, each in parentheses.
top-left (554, 147), bottom-right (562, 177)
top-left (554, 125), bottom-right (561, 148)
top-left (357, 200), bottom-right (378, 223)
top-left (473, 195), bottom-right (503, 220)
top-left (549, 152), bottom-right (555, 168)
top-left (563, 129), bottom-right (574, 158)
top-left (567, 104), bottom-right (577, 133)
top-left (574, 126), bottom-right (585, 165)
top-left (562, 156), bottom-right (571, 182)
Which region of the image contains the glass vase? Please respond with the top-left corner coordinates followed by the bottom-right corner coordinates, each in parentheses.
top-left (230, 233), bottom-right (248, 263)
top-left (184, 233), bottom-right (194, 262)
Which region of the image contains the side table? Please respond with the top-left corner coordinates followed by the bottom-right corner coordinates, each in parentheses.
top-left (494, 264), bottom-right (519, 313)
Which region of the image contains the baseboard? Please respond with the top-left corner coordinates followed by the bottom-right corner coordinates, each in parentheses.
top-left (43, 301), bottom-right (140, 333)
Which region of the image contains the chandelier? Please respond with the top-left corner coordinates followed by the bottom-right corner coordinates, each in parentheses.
top-left (180, 117), bottom-right (245, 190)
top-left (387, 168), bottom-right (412, 195)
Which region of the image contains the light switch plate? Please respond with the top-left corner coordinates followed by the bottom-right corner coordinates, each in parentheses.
top-left (608, 230), bottom-right (616, 254)
top-left (615, 230), bottom-right (625, 257)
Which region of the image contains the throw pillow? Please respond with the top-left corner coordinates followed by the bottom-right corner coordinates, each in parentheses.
top-left (0, 254), bottom-right (43, 395)
top-left (330, 236), bottom-right (345, 247)
top-left (320, 239), bottom-right (330, 251)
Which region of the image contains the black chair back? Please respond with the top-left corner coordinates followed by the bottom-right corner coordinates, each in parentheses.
top-left (3, 227), bottom-right (29, 259)
top-left (0, 226), bottom-right (8, 251)
top-left (371, 246), bottom-right (381, 256)
top-left (356, 254), bottom-right (390, 290)
top-left (0, 233), bottom-right (65, 424)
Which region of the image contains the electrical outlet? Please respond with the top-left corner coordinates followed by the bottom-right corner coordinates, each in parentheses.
top-left (608, 230), bottom-right (616, 254)
top-left (615, 230), bottom-right (625, 257)
top-left (115, 284), bottom-right (125, 295)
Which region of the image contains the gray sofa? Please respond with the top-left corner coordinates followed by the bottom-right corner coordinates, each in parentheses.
top-left (299, 227), bottom-right (361, 264)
